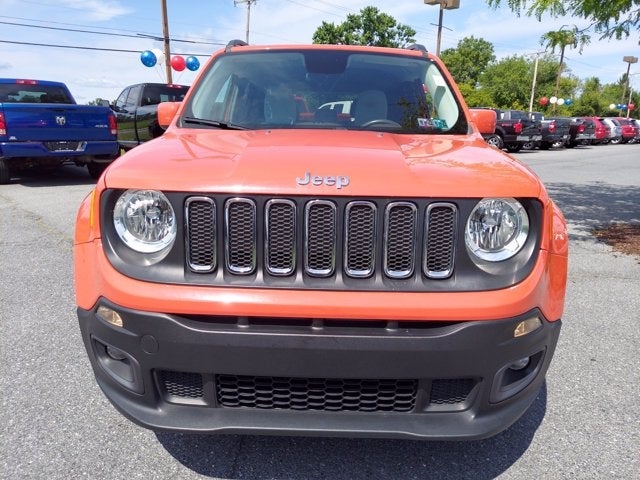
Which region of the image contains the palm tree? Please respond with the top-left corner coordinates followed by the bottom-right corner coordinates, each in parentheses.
top-left (540, 25), bottom-right (590, 113)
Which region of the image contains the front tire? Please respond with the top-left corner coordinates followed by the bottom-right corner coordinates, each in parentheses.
top-left (0, 158), bottom-right (11, 184)
top-left (87, 162), bottom-right (108, 179)
top-left (485, 134), bottom-right (503, 150)
top-left (506, 143), bottom-right (523, 153)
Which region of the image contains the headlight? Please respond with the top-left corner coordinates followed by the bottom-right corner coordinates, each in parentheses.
top-left (465, 198), bottom-right (529, 262)
top-left (113, 190), bottom-right (176, 253)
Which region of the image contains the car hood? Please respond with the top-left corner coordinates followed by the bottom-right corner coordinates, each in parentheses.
top-left (104, 129), bottom-right (543, 198)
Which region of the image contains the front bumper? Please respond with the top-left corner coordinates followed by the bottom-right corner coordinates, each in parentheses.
top-left (78, 300), bottom-right (561, 440)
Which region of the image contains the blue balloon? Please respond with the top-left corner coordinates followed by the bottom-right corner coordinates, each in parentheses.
top-left (140, 50), bottom-right (157, 67)
top-left (564, 98), bottom-right (572, 106)
top-left (186, 56), bottom-right (200, 71)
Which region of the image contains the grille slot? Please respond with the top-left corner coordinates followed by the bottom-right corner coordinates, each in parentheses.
top-left (160, 370), bottom-right (204, 399)
top-left (429, 378), bottom-right (475, 406)
top-left (225, 198), bottom-right (257, 274)
top-left (185, 196), bottom-right (458, 284)
top-left (344, 201), bottom-right (377, 278)
top-left (424, 203), bottom-right (457, 278)
top-left (305, 200), bottom-right (337, 276)
top-left (265, 199), bottom-right (296, 275)
top-left (185, 197), bottom-right (216, 272)
top-left (216, 374), bottom-right (417, 412)
top-left (384, 202), bottom-right (417, 278)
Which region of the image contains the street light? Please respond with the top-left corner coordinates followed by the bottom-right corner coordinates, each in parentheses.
top-left (621, 55), bottom-right (638, 114)
top-left (627, 72), bottom-right (639, 119)
top-left (424, 0), bottom-right (461, 56)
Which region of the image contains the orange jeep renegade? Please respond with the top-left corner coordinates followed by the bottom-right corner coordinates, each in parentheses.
top-left (74, 41), bottom-right (568, 440)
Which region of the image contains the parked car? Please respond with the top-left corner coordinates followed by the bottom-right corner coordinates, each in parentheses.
top-left (475, 108), bottom-right (542, 152)
top-left (600, 118), bottom-right (622, 144)
top-left (74, 40), bottom-right (568, 441)
top-left (613, 117), bottom-right (638, 143)
top-left (535, 117), bottom-right (570, 149)
top-left (630, 119), bottom-right (640, 143)
top-left (0, 78), bottom-right (118, 182)
top-left (586, 117), bottom-right (611, 145)
top-left (112, 82), bottom-right (189, 152)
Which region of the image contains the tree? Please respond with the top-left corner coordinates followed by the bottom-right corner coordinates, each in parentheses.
top-left (479, 55), bottom-right (532, 108)
top-left (312, 6), bottom-right (416, 48)
top-left (540, 25), bottom-right (590, 112)
top-left (440, 36), bottom-right (496, 86)
top-left (485, 0), bottom-right (640, 39)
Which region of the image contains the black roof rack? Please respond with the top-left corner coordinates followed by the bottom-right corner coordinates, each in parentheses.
top-left (407, 44), bottom-right (428, 56)
top-left (226, 39), bottom-right (248, 52)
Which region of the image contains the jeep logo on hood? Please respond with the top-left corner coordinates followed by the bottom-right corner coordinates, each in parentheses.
top-left (296, 172), bottom-right (350, 189)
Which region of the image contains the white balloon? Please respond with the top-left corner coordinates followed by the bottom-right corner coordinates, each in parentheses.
top-left (557, 98), bottom-right (565, 105)
top-left (550, 96), bottom-right (558, 104)
top-left (609, 103), bottom-right (616, 110)
top-left (151, 48), bottom-right (165, 66)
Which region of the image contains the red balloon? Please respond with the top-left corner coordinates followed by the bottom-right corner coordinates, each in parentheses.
top-left (539, 97), bottom-right (549, 106)
top-left (629, 103), bottom-right (635, 111)
top-left (171, 55), bottom-right (186, 72)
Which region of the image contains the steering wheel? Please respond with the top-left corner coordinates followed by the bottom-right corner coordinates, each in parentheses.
top-left (359, 119), bottom-right (402, 129)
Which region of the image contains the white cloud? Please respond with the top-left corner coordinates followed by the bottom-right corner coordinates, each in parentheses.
top-left (59, 0), bottom-right (134, 22)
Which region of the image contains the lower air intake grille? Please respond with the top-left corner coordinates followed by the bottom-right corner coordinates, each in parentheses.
top-left (216, 374), bottom-right (417, 412)
top-left (160, 370), bottom-right (204, 399)
top-left (429, 378), bottom-right (475, 405)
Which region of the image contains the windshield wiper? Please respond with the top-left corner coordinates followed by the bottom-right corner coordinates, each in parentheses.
top-left (182, 116), bottom-right (247, 130)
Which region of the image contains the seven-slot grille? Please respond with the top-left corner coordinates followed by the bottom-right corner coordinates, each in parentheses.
top-left (185, 197), bottom-right (457, 280)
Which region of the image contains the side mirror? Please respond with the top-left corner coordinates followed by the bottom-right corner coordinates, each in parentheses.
top-left (469, 108), bottom-right (497, 135)
top-left (157, 102), bottom-right (181, 129)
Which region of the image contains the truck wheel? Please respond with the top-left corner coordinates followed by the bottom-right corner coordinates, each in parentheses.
top-left (506, 143), bottom-right (523, 153)
top-left (485, 134), bottom-right (503, 149)
top-left (0, 158), bottom-right (10, 184)
top-left (87, 162), bottom-right (108, 179)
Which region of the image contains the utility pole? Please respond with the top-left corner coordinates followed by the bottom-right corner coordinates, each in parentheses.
top-left (527, 52), bottom-right (545, 116)
top-left (234, 0), bottom-right (256, 44)
top-left (424, 1), bottom-right (460, 57)
top-left (621, 56), bottom-right (638, 114)
top-left (161, 0), bottom-right (172, 84)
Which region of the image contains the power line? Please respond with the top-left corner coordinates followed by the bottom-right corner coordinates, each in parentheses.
top-left (0, 39), bottom-right (209, 57)
top-left (0, 19), bottom-right (224, 45)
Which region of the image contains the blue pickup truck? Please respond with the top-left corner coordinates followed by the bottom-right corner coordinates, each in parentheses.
top-left (0, 78), bottom-right (118, 183)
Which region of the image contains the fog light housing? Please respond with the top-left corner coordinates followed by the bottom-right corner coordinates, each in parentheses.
top-left (96, 305), bottom-right (123, 328)
top-left (514, 316), bottom-right (541, 338)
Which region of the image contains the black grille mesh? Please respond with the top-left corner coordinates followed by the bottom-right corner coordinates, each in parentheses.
top-left (160, 370), bottom-right (204, 399)
top-left (429, 379), bottom-right (475, 405)
top-left (216, 374), bottom-right (417, 412)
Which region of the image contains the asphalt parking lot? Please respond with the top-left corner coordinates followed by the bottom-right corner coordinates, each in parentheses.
top-left (1, 144), bottom-right (639, 479)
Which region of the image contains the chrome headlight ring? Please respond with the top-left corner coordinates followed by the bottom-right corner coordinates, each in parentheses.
top-left (113, 189), bottom-right (177, 254)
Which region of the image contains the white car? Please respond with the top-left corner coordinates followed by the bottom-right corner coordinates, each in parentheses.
top-left (600, 118), bottom-right (622, 144)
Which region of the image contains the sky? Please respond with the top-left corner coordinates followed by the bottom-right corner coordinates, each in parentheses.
top-left (0, 0), bottom-right (638, 104)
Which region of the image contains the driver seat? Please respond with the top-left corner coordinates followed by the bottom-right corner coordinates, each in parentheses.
top-left (353, 90), bottom-right (388, 125)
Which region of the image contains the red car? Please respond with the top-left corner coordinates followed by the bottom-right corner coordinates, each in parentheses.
top-left (585, 117), bottom-right (611, 144)
top-left (611, 117), bottom-right (637, 143)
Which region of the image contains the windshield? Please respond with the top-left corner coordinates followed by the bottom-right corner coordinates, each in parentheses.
top-left (182, 49), bottom-right (467, 134)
